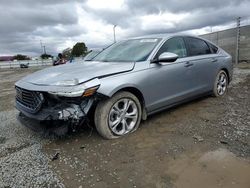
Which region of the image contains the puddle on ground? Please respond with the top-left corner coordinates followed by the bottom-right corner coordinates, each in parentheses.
top-left (168, 148), bottom-right (250, 188)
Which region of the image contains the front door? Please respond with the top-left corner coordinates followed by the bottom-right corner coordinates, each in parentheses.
top-left (147, 37), bottom-right (195, 112)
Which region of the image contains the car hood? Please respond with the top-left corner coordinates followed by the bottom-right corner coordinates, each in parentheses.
top-left (21, 61), bottom-right (135, 86)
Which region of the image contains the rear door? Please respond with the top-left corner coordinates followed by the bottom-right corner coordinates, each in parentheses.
top-left (184, 37), bottom-right (216, 92)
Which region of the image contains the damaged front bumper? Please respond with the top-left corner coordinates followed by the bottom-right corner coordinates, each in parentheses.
top-left (16, 93), bottom-right (95, 126)
top-left (14, 79), bottom-right (103, 134)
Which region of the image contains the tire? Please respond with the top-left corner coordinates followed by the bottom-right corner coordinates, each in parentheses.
top-left (94, 91), bottom-right (142, 139)
top-left (213, 70), bottom-right (228, 97)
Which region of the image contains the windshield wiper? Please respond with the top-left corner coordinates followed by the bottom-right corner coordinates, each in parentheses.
top-left (101, 60), bottom-right (111, 62)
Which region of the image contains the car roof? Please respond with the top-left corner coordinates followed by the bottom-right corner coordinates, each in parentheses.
top-left (129, 33), bottom-right (200, 40)
top-left (127, 33), bottom-right (218, 47)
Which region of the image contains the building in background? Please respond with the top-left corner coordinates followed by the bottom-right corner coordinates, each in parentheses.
top-left (0, 56), bottom-right (14, 61)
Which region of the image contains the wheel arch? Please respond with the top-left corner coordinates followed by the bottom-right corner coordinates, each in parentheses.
top-left (221, 68), bottom-right (230, 83)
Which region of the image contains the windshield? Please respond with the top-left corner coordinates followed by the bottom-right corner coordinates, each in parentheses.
top-left (93, 38), bottom-right (161, 62)
top-left (84, 51), bottom-right (101, 61)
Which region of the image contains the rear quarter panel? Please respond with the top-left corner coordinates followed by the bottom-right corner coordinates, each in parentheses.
top-left (217, 49), bottom-right (233, 83)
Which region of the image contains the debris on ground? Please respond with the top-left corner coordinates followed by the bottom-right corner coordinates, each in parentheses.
top-left (193, 135), bottom-right (204, 142)
top-left (51, 152), bottom-right (60, 161)
top-left (220, 140), bottom-right (229, 145)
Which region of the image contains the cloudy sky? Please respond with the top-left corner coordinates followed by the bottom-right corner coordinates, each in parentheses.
top-left (0, 0), bottom-right (250, 56)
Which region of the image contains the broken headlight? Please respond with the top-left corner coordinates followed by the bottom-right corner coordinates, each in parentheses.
top-left (48, 78), bottom-right (100, 97)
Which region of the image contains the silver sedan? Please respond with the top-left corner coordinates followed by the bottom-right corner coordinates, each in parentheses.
top-left (15, 34), bottom-right (233, 139)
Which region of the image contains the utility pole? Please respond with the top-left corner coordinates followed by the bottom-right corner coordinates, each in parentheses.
top-left (235, 17), bottom-right (241, 64)
top-left (43, 45), bottom-right (47, 55)
top-left (210, 26), bottom-right (213, 33)
top-left (40, 40), bottom-right (43, 54)
top-left (113, 25), bottom-right (117, 43)
top-left (40, 40), bottom-right (47, 54)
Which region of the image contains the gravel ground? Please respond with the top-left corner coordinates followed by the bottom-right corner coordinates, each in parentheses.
top-left (0, 68), bottom-right (63, 187)
top-left (0, 64), bottom-right (250, 188)
top-left (0, 110), bottom-right (64, 187)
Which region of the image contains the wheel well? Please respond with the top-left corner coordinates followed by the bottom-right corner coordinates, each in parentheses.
top-left (118, 87), bottom-right (145, 105)
top-left (221, 68), bottom-right (230, 83)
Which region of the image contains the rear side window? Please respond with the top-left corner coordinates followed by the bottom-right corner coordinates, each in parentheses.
top-left (207, 43), bottom-right (218, 54)
top-left (155, 37), bottom-right (187, 59)
top-left (185, 37), bottom-right (211, 56)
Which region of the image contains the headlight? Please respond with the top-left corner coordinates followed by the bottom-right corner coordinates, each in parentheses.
top-left (48, 90), bottom-right (85, 97)
top-left (48, 78), bottom-right (100, 97)
top-left (53, 79), bottom-right (79, 86)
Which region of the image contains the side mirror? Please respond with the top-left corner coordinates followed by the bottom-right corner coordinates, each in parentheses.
top-left (152, 52), bottom-right (179, 63)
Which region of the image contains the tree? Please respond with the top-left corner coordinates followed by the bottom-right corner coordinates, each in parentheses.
top-left (62, 48), bottom-right (72, 60)
top-left (41, 53), bottom-right (53, 59)
top-left (13, 54), bottom-right (31, 60)
top-left (71, 42), bottom-right (88, 57)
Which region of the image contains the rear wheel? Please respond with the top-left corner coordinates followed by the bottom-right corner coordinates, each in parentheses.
top-left (94, 91), bottom-right (142, 139)
top-left (213, 70), bottom-right (228, 97)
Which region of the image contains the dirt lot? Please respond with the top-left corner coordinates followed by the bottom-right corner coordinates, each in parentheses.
top-left (0, 64), bottom-right (250, 188)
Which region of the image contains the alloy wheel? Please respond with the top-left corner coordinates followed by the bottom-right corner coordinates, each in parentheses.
top-left (217, 72), bottom-right (227, 96)
top-left (108, 98), bottom-right (139, 135)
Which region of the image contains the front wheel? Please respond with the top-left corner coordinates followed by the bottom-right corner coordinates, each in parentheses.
top-left (94, 91), bottom-right (142, 139)
top-left (213, 70), bottom-right (228, 97)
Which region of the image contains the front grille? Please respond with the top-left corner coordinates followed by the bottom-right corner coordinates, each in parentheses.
top-left (16, 87), bottom-right (44, 113)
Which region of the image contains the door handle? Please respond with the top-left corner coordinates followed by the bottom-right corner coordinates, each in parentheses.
top-left (184, 61), bottom-right (194, 67)
top-left (211, 58), bottom-right (218, 62)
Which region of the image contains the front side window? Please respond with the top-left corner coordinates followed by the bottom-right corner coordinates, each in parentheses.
top-left (155, 37), bottom-right (187, 59)
top-left (185, 37), bottom-right (211, 56)
top-left (93, 38), bottom-right (161, 62)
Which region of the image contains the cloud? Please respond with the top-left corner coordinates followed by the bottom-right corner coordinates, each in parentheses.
top-left (0, 0), bottom-right (249, 56)
top-left (0, 0), bottom-right (84, 56)
top-left (85, 0), bottom-right (250, 35)
top-left (125, 0), bottom-right (246, 13)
